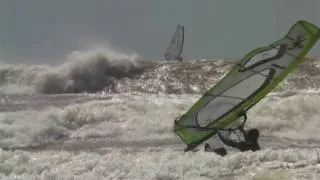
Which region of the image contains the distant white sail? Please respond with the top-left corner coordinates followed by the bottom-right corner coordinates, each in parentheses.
top-left (164, 25), bottom-right (184, 62)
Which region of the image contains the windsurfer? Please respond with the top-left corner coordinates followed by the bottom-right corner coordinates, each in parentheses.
top-left (205, 113), bottom-right (260, 155)
top-left (204, 127), bottom-right (260, 155)
top-left (164, 25), bottom-right (184, 62)
top-left (174, 21), bottom-right (320, 155)
top-left (221, 127), bottom-right (260, 150)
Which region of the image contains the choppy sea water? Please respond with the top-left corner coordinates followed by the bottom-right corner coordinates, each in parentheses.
top-left (1, 49), bottom-right (320, 179)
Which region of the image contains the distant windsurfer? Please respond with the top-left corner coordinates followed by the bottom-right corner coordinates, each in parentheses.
top-left (164, 25), bottom-right (184, 62)
top-left (204, 113), bottom-right (260, 156)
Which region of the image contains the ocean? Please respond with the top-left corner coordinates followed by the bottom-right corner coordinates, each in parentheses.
top-left (1, 49), bottom-right (320, 179)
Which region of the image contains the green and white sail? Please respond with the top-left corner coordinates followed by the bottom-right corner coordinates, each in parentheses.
top-left (174, 20), bottom-right (320, 152)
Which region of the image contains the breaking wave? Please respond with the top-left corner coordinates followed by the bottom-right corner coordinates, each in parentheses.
top-left (36, 49), bottom-right (142, 94)
top-left (0, 48), bottom-right (143, 94)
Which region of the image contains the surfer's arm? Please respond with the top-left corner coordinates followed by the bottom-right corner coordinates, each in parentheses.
top-left (218, 132), bottom-right (238, 148)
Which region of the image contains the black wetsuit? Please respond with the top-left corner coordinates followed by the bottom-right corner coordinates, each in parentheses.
top-left (204, 129), bottom-right (260, 156)
top-left (204, 112), bottom-right (260, 156)
top-left (217, 127), bottom-right (260, 152)
top-left (204, 144), bottom-right (227, 156)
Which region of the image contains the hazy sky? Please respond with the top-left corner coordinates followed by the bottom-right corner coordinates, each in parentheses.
top-left (1, 0), bottom-right (320, 64)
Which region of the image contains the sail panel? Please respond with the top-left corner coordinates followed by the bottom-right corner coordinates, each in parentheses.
top-left (196, 69), bottom-right (272, 128)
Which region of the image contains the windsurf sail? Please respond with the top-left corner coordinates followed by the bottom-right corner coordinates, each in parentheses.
top-left (165, 25), bottom-right (184, 62)
top-left (174, 20), bottom-right (320, 152)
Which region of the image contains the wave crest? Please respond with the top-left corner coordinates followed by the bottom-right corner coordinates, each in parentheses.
top-left (36, 49), bottom-right (142, 94)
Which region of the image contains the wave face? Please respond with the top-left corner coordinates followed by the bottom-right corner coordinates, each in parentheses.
top-left (1, 50), bottom-right (320, 95)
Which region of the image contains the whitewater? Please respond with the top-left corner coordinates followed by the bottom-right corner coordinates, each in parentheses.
top-left (1, 48), bottom-right (320, 180)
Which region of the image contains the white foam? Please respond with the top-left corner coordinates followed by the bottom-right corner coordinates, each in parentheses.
top-left (249, 93), bottom-right (320, 140)
top-left (1, 91), bottom-right (320, 178)
top-left (0, 94), bottom-right (194, 148)
top-left (2, 92), bottom-right (320, 149)
top-left (0, 148), bottom-right (319, 179)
